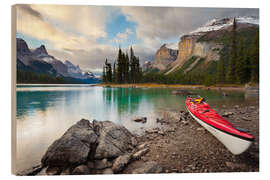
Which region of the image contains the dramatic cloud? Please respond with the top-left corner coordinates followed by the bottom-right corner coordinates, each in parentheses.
top-left (16, 5), bottom-right (259, 72)
top-left (121, 7), bottom-right (259, 47)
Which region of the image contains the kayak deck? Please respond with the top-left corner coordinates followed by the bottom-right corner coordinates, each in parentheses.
top-left (185, 97), bottom-right (254, 142)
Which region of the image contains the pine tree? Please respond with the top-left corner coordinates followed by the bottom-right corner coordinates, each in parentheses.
top-left (102, 65), bottom-right (106, 83)
top-left (124, 52), bottom-right (130, 83)
top-left (226, 18), bottom-right (237, 83)
top-left (106, 62), bottom-right (112, 83)
top-left (112, 62), bottom-right (116, 83)
top-left (130, 46), bottom-right (136, 83)
top-left (135, 56), bottom-right (142, 83)
top-left (250, 31), bottom-right (259, 83)
top-left (217, 56), bottom-right (226, 84)
top-left (117, 48), bottom-right (123, 83)
top-left (235, 37), bottom-right (249, 84)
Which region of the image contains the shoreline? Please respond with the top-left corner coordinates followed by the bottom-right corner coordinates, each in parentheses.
top-left (96, 83), bottom-right (258, 92)
top-left (17, 100), bottom-right (259, 175)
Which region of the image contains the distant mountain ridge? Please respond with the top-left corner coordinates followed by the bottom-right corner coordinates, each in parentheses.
top-left (16, 38), bottom-right (100, 84)
top-left (146, 16), bottom-right (259, 74)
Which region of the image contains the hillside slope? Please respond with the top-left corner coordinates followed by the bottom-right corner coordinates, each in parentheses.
top-left (148, 16), bottom-right (259, 75)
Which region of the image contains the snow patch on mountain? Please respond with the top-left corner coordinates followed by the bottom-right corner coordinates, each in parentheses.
top-left (190, 16), bottom-right (259, 35)
top-left (165, 42), bottom-right (178, 50)
top-left (64, 60), bottom-right (96, 79)
top-left (41, 56), bottom-right (55, 63)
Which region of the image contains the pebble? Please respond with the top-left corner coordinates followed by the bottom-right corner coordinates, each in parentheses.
top-left (196, 127), bottom-right (204, 131)
top-left (242, 117), bottom-right (251, 121)
top-left (137, 143), bottom-right (148, 150)
top-left (182, 121), bottom-right (189, 125)
top-left (222, 112), bottom-right (234, 117)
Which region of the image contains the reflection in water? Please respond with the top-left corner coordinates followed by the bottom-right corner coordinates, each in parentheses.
top-left (16, 85), bottom-right (254, 172)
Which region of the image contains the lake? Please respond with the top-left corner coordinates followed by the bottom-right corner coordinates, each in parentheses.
top-left (15, 84), bottom-right (255, 172)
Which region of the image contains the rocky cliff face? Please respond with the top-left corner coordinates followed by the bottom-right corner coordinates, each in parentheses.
top-left (17, 38), bottom-right (31, 56)
top-left (142, 61), bottom-right (152, 71)
top-left (33, 45), bottom-right (48, 56)
top-left (167, 35), bottom-right (222, 74)
top-left (159, 16), bottom-right (259, 74)
top-left (152, 44), bottom-right (178, 70)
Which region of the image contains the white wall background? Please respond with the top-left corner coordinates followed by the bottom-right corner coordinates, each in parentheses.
top-left (0, 0), bottom-right (268, 179)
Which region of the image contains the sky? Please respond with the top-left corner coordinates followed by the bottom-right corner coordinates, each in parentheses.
top-left (16, 5), bottom-right (259, 73)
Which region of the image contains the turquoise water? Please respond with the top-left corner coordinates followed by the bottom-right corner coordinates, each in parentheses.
top-left (16, 85), bottom-right (251, 172)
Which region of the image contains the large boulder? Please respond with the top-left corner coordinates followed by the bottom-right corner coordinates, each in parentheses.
top-left (41, 119), bottom-right (99, 169)
top-left (94, 121), bottom-right (137, 159)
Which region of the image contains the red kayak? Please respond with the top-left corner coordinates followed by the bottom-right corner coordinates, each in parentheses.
top-left (185, 97), bottom-right (254, 155)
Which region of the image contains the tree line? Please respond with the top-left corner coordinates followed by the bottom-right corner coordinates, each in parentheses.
top-left (102, 18), bottom-right (259, 86)
top-left (102, 47), bottom-right (143, 84)
top-left (217, 18), bottom-right (259, 84)
top-left (17, 70), bottom-right (65, 84)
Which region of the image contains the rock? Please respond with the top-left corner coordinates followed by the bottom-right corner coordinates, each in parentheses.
top-left (137, 143), bottom-right (148, 150)
top-left (36, 167), bottom-right (47, 176)
top-left (145, 128), bottom-right (159, 134)
top-left (182, 121), bottom-right (189, 125)
top-left (132, 161), bottom-right (162, 174)
top-left (242, 117), bottom-right (251, 121)
top-left (132, 117), bottom-right (147, 123)
top-left (196, 127), bottom-right (204, 131)
top-left (94, 121), bottom-right (136, 159)
top-left (95, 159), bottom-right (112, 170)
top-left (222, 112), bottom-right (234, 117)
top-left (166, 127), bottom-right (176, 132)
top-left (60, 168), bottom-right (71, 175)
top-left (46, 166), bottom-right (61, 175)
top-left (222, 92), bottom-right (228, 96)
top-left (158, 130), bottom-right (165, 135)
top-left (102, 168), bottom-right (114, 174)
top-left (71, 165), bottom-right (90, 175)
top-left (87, 161), bottom-right (95, 169)
top-left (16, 164), bottom-right (43, 176)
top-left (132, 148), bottom-right (150, 160)
top-left (156, 118), bottom-right (167, 124)
top-left (112, 153), bottom-right (132, 173)
top-left (234, 105), bottom-right (239, 108)
top-left (225, 162), bottom-right (247, 169)
top-left (41, 119), bottom-right (99, 168)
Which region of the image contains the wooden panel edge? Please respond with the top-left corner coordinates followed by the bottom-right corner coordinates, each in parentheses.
top-left (11, 4), bottom-right (17, 175)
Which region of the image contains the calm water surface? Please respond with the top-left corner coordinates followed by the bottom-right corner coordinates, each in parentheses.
top-left (16, 84), bottom-right (255, 172)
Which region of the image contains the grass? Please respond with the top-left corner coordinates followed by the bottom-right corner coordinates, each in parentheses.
top-left (97, 83), bottom-right (246, 91)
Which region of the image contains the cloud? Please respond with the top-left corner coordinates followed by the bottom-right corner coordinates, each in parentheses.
top-left (16, 4), bottom-right (121, 71)
top-left (112, 28), bottom-right (134, 43)
top-left (30, 5), bottom-right (112, 38)
top-left (48, 44), bottom-right (118, 70)
top-left (16, 5), bottom-right (259, 72)
top-left (121, 7), bottom-right (259, 47)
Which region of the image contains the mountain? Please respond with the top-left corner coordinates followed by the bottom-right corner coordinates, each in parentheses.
top-left (16, 38), bottom-right (100, 84)
top-left (142, 61), bottom-right (152, 71)
top-left (64, 60), bottom-right (95, 79)
top-left (151, 44), bottom-right (178, 71)
top-left (148, 16), bottom-right (259, 75)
